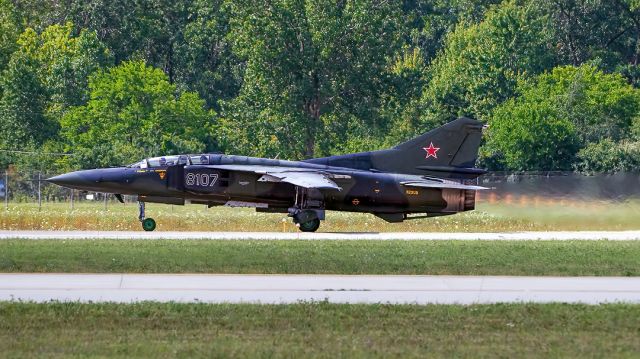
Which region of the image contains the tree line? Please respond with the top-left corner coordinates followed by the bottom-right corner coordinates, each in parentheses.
top-left (1, 0), bottom-right (639, 173)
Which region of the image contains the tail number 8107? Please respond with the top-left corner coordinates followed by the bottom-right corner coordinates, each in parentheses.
top-left (185, 173), bottom-right (219, 187)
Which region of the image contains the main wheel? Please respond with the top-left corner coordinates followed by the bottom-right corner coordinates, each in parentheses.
top-left (142, 218), bottom-right (156, 232)
top-left (298, 218), bottom-right (320, 232)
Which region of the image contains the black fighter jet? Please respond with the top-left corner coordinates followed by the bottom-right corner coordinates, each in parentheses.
top-left (48, 117), bottom-right (487, 232)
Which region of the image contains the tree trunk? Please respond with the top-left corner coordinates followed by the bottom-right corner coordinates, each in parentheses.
top-left (304, 96), bottom-right (320, 158)
top-left (303, 70), bottom-right (321, 159)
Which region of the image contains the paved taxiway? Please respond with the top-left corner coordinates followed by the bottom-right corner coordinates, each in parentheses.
top-left (1, 230), bottom-right (640, 240)
top-left (1, 274), bottom-right (639, 304)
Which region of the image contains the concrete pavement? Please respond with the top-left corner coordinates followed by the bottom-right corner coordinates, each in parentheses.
top-left (1, 274), bottom-right (638, 304)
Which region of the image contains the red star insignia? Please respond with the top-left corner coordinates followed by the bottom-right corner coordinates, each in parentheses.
top-left (423, 142), bottom-right (440, 159)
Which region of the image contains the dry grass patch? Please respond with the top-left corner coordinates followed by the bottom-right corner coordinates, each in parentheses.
top-left (1, 200), bottom-right (640, 232)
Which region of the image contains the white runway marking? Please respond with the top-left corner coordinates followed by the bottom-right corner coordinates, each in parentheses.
top-left (1, 230), bottom-right (640, 240)
top-left (1, 274), bottom-right (639, 304)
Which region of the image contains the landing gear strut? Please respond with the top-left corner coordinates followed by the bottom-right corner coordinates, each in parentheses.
top-left (289, 187), bottom-right (324, 232)
top-left (138, 201), bottom-right (156, 232)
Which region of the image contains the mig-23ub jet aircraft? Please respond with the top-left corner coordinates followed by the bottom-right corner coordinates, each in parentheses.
top-left (48, 117), bottom-right (488, 232)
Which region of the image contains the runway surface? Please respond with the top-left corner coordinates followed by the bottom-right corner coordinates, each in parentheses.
top-left (1, 230), bottom-right (640, 240)
top-left (1, 274), bottom-right (639, 304)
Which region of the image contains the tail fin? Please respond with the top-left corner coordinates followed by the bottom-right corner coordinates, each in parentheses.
top-left (370, 117), bottom-right (485, 178)
top-left (305, 117), bottom-right (485, 178)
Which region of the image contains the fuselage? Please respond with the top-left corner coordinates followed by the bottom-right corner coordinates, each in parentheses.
top-left (47, 117), bottom-right (486, 231)
top-left (48, 153), bottom-right (473, 216)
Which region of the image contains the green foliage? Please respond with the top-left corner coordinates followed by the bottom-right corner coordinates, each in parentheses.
top-left (36, 24), bottom-right (112, 115)
top-left (544, 1), bottom-right (640, 69)
top-left (0, 23), bottom-right (110, 167)
top-left (28, 0), bottom-right (188, 74)
top-left (222, 0), bottom-right (403, 159)
top-left (484, 64), bottom-right (640, 171)
top-left (376, 47), bottom-right (427, 147)
top-left (632, 117), bottom-right (640, 140)
top-left (575, 139), bottom-right (640, 173)
top-left (1, 0), bottom-right (640, 172)
top-left (59, 61), bottom-right (215, 169)
top-left (2, 302), bottom-right (639, 358)
top-left (484, 98), bottom-right (578, 171)
top-left (421, 0), bottom-right (556, 127)
top-left (402, 0), bottom-right (502, 62)
top-left (173, 0), bottom-right (240, 109)
top-left (7, 0), bottom-right (241, 112)
top-left (0, 0), bottom-right (21, 72)
top-left (529, 65), bottom-right (640, 143)
top-left (0, 28), bottom-right (49, 152)
top-left (2, 238), bottom-right (640, 276)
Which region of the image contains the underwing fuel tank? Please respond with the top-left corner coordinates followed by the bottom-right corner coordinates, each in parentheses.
top-left (137, 195), bottom-right (185, 205)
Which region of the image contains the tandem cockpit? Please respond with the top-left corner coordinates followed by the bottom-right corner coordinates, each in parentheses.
top-left (127, 154), bottom-right (214, 169)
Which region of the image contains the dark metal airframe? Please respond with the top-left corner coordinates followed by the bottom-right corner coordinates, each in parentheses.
top-left (48, 117), bottom-right (487, 232)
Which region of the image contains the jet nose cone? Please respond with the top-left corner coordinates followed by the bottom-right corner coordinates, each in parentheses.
top-left (47, 168), bottom-right (132, 192)
top-left (46, 172), bottom-right (86, 188)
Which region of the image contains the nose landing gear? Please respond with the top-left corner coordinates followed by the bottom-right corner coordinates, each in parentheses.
top-left (138, 201), bottom-right (156, 231)
top-left (142, 218), bottom-right (156, 231)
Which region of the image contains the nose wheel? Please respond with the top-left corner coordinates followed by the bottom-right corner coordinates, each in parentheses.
top-left (142, 218), bottom-right (156, 231)
top-left (138, 201), bottom-right (156, 231)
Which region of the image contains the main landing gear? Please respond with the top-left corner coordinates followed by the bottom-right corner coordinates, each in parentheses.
top-left (289, 187), bottom-right (324, 232)
top-left (138, 201), bottom-right (156, 232)
top-left (290, 208), bottom-right (322, 232)
top-left (298, 216), bottom-right (321, 232)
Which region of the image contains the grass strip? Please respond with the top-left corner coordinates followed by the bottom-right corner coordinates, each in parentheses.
top-left (1, 302), bottom-right (639, 358)
top-left (3, 201), bottom-right (640, 232)
top-left (1, 239), bottom-right (639, 276)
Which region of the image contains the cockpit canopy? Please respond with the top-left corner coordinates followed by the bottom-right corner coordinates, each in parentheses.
top-left (128, 154), bottom-right (213, 169)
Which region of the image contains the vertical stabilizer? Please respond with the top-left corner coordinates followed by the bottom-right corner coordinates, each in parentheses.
top-left (305, 117), bottom-right (485, 178)
top-left (370, 117), bottom-right (485, 177)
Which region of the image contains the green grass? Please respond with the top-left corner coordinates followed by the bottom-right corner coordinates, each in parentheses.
top-left (1, 302), bottom-right (638, 358)
top-left (1, 239), bottom-right (639, 276)
top-left (2, 200), bottom-right (640, 232)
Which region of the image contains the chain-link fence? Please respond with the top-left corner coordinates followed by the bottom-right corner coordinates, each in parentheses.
top-left (477, 172), bottom-right (640, 205)
top-left (0, 169), bottom-right (139, 210)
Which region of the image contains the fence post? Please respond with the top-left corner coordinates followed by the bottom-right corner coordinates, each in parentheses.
top-left (37, 172), bottom-right (42, 211)
top-left (104, 193), bottom-right (107, 210)
top-left (4, 170), bottom-right (7, 210)
top-left (70, 189), bottom-right (74, 210)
